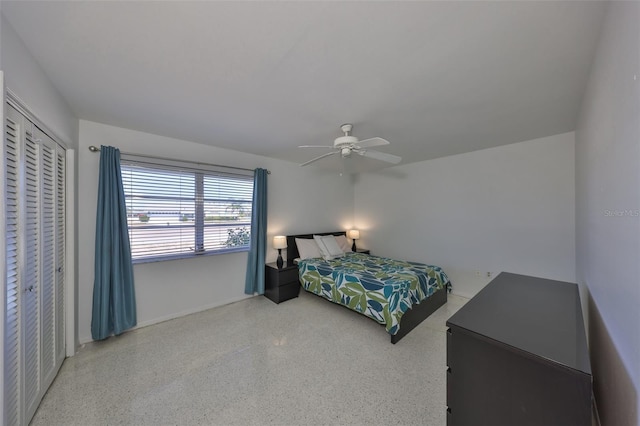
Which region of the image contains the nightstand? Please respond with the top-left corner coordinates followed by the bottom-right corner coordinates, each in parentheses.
top-left (264, 262), bottom-right (300, 303)
top-left (355, 249), bottom-right (370, 255)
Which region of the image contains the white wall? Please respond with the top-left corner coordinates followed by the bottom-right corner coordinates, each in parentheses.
top-left (0, 14), bottom-right (77, 147)
top-left (78, 120), bottom-right (354, 343)
top-left (354, 132), bottom-right (575, 298)
top-left (576, 1), bottom-right (639, 424)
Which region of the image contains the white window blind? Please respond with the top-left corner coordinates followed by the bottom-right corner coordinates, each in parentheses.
top-left (121, 160), bottom-right (253, 263)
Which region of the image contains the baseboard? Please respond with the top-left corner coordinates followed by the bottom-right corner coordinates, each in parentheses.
top-left (593, 397), bottom-right (602, 426)
top-left (588, 294), bottom-right (639, 425)
top-left (78, 294), bottom-right (255, 345)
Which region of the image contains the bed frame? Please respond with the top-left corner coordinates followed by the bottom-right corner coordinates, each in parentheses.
top-left (286, 232), bottom-right (448, 344)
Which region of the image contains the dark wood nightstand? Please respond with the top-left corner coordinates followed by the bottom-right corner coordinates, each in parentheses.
top-left (355, 249), bottom-right (370, 255)
top-left (264, 262), bottom-right (300, 303)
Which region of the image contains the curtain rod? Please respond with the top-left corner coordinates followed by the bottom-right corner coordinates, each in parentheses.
top-left (88, 145), bottom-right (270, 174)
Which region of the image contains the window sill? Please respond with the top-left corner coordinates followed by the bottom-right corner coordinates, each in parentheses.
top-left (132, 247), bottom-right (250, 265)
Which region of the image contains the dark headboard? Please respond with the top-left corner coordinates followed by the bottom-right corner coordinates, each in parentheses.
top-left (286, 231), bottom-right (346, 261)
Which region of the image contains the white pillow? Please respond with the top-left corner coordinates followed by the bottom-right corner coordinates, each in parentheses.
top-left (335, 235), bottom-right (352, 252)
top-left (295, 238), bottom-right (322, 260)
top-left (313, 235), bottom-right (331, 259)
top-left (314, 235), bottom-right (344, 260)
top-left (321, 235), bottom-right (345, 258)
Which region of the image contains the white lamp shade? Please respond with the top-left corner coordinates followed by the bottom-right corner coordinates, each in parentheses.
top-left (273, 235), bottom-right (287, 249)
top-left (348, 229), bottom-right (360, 240)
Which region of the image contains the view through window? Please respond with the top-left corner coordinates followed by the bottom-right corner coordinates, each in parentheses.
top-left (121, 160), bottom-right (253, 262)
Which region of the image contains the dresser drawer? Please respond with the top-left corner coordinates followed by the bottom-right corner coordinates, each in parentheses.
top-left (278, 281), bottom-right (301, 301)
top-left (277, 267), bottom-right (299, 284)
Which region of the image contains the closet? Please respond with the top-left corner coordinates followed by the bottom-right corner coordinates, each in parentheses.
top-left (3, 101), bottom-right (66, 425)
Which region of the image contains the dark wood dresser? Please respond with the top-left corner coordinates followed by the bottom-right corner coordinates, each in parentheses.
top-left (446, 272), bottom-right (592, 426)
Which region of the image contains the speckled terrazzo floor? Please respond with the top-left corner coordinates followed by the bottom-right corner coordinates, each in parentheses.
top-left (30, 291), bottom-right (468, 426)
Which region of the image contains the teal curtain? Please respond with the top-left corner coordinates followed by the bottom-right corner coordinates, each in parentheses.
top-left (244, 168), bottom-right (268, 294)
top-left (91, 145), bottom-right (137, 340)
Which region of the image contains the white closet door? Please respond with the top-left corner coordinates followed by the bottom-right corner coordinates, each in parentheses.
top-left (55, 147), bottom-right (66, 365)
top-left (22, 122), bottom-right (42, 422)
top-left (3, 103), bottom-right (66, 426)
top-left (4, 103), bottom-right (23, 426)
top-left (38, 130), bottom-right (58, 388)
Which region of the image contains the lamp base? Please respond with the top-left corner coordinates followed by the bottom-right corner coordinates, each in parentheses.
top-left (352, 241), bottom-right (357, 252)
top-left (276, 249), bottom-right (283, 269)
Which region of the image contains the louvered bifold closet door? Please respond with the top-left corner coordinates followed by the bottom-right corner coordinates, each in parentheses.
top-left (22, 122), bottom-right (42, 422)
top-left (55, 146), bottom-right (65, 364)
top-left (4, 104), bottom-right (23, 426)
top-left (38, 129), bottom-right (58, 389)
top-left (3, 103), bottom-right (66, 426)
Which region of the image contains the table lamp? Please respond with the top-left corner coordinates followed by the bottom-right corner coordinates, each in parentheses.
top-left (348, 229), bottom-right (360, 252)
top-left (273, 236), bottom-right (287, 268)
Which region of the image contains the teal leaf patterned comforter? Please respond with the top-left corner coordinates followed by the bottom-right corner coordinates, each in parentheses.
top-left (297, 252), bottom-right (451, 335)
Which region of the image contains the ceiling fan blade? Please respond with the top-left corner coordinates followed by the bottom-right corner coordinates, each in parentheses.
top-left (298, 145), bottom-right (334, 148)
top-left (300, 151), bottom-right (337, 167)
top-left (358, 149), bottom-right (402, 164)
top-left (356, 137), bottom-right (389, 148)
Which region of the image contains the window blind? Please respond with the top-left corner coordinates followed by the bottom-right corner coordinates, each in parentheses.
top-left (121, 160), bottom-right (253, 262)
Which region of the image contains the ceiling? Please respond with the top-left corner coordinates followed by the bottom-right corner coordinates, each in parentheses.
top-left (2, 1), bottom-right (606, 173)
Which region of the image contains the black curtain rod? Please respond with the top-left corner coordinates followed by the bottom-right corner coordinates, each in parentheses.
top-left (88, 145), bottom-right (270, 174)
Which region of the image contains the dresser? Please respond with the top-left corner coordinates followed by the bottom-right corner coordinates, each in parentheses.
top-left (264, 262), bottom-right (300, 303)
top-left (446, 272), bottom-right (592, 426)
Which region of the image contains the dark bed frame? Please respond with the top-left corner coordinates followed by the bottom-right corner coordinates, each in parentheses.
top-left (286, 232), bottom-right (448, 344)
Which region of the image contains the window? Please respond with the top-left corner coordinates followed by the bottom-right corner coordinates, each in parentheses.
top-left (121, 159), bottom-right (253, 263)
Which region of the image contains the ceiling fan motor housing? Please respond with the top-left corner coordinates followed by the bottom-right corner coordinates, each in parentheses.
top-left (334, 135), bottom-right (358, 147)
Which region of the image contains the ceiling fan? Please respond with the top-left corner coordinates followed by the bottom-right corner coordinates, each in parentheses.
top-left (299, 124), bottom-right (402, 167)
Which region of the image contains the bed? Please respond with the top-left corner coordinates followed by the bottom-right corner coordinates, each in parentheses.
top-left (286, 232), bottom-right (451, 344)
